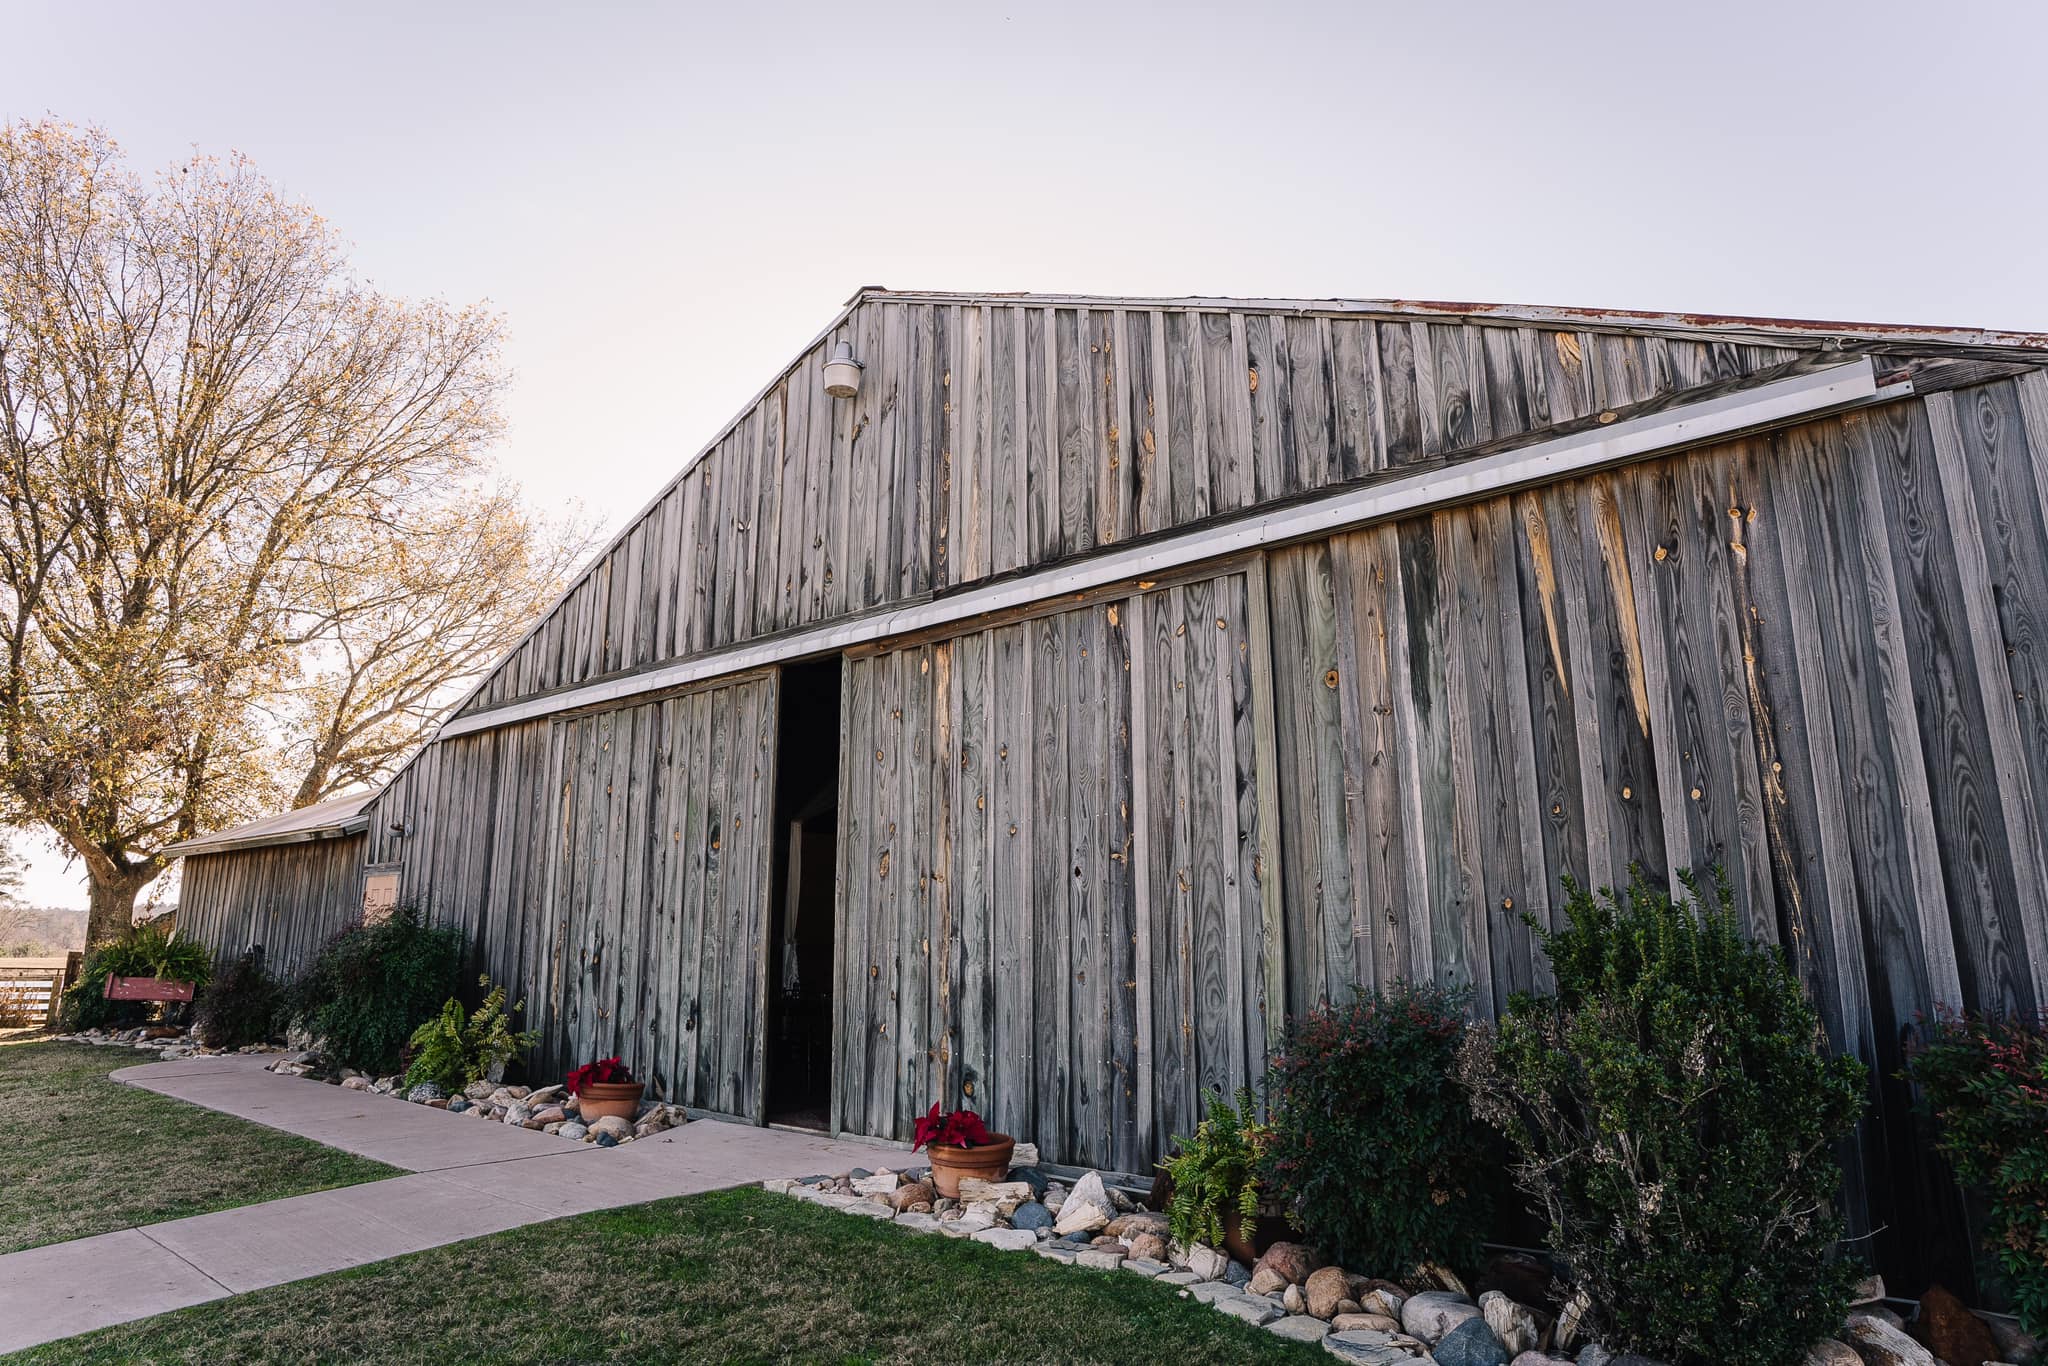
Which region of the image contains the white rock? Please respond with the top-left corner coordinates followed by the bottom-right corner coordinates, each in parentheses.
top-left (1034, 1244), bottom-right (1078, 1263)
top-left (971, 1227), bottom-right (1038, 1252)
top-left (1011, 1141), bottom-right (1040, 1166)
top-left (1841, 1312), bottom-right (1935, 1366)
top-left (1123, 1257), bottom-right (1172, 1277)
top-left (340, 1076), bottom-right (371, 1091)
top-left (957, 1178), bottom-right (1033, 1203)
top-left (852, 1172), bottom-right (898, 1197)
top-left (760, 1178), bottom-right (795, 1194)
top-left (1399, 1291), bottom-right (1479, 1345)
top-left (1075, 1248), bottom-right (1126, 1271)
top-left (894, 1212), bottom-right (941, 1234)
top-left (1480, 1290), bottom-right (1538, 1356)
top-left (1173, 1240), bottom-right (1231, 1283)
top-left (1053, 1171), bottom-right (1116, 1235)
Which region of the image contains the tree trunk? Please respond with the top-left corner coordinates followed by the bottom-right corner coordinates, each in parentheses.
top-left (85, 870), bottom-right (152, 946)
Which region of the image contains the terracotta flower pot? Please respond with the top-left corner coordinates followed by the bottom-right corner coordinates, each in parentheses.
top-left (927, 1134), bottom-right (1015, 1198)
top-left (1221, 1206), bottom-right (1292, 1265)
top-left (576, 1079), bottom-right (644, 1122)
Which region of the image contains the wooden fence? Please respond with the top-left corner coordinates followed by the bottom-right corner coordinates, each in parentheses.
top-left (0, 956), bottom-right (77, 1028)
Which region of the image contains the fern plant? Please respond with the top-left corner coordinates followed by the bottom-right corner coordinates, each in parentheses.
top-left (1160, 1087), bottom-right (1269, 1250)
top-left (404, 976), bottom-right (539, 1092)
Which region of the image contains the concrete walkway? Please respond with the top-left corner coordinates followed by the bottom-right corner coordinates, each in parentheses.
top-left (0, 1054), bottom-right (896, 1355)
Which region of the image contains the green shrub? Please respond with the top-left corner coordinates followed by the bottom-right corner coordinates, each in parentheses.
top-left (1264, 981), bottom-right (1492, 1276)
top-left (288, 909), bottom-right (463, 1073)
top-left (1904, 1007), bottom-right (2048, 1336)
top-left (1160, 1087), bottom-right (1269, 1251)
top-left (1457, 871), bottom-right (1866, 1366)
top-left (62, 923), bottom-right (214, 1030)
top-left (192, 947), bottom-right (285, 1050)
top-left (404, 976), bottom-right (540, 1093)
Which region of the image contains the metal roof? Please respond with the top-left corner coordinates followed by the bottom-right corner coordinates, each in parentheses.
top-left (163, 791), bottom-right (376, 858)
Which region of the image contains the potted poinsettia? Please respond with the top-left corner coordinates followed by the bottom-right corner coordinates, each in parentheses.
top-left (913, 1102), bottom-right (1015, 1198)
top-left (566, 1055), bottom-right (643, 1122)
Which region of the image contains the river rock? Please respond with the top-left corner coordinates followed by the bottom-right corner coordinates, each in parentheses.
top-left (1284, 1283), bottom-right (1307, 1314)
top-left (1850, 1275), bottom-right (1887, 1307)
top-left (341, 1075), bottom-right (371, 1090)
top-left (1431, 1316), bottom-right (1511, 1366)
top-left (531, 1105), bottom-right (566, 1125)
top-left (406, 1082), bottom-right (444, 1103)
top-left (1270, 1315), bottom-right (1331, 1343)
top-left (889, 1180), bottom-right (935, 1212)
top-left (1334, 1314), bottom-right (1404, 1334)
top-left (1107, 1210), bottom-right (1170, 1239)
top-left (1128, 1231), bottom-right (1169, 1262)
top-left (1251, 1266), bottom-right (1289, 1296)
top-left (1075, 1247), bottom-right (1126, 1271)
top-left (558, 1121), bottom-right (586, 1140)
top-left (1307, 1266), bottom-right (1354, 1319)
top-left (1509, 1355), bottom-right (1577, 1366)
top-left (1173, 1241), bottom-right (1231, 1283)
top-left (1010, 1200), bottom-right (1053, 1231)
top-left (1255, 1240), bottom-right (1320, 1286)
top-left (1991, 1315), bottom-right (2042, 1366)
top-left (590, 1114), bottom-right (633, 1139)
top-left (1841, 1313), bottom-right (1935, 1366)
top-left (1481, 1291), bottom-right (1540, 1356)
top-left (852, 1171), bottom-right (898, 1197)
top-left (1401, 1290), bottom-right (1480, 1344)
top-left (1910, 1283), bottom-right (2002, 1366)
top-left (1801, 1342), bottom-right (1861, 1366)
top-left (1053, 1171), bottom-right (1115, 1235)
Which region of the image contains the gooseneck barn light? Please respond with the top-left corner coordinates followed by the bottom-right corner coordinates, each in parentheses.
top-left (823, 341), bottom-right (864, 398)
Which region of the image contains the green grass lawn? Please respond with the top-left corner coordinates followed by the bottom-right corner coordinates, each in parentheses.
top-left (0, 1040), bottom-right (397, 1253)
top-left (8, 1186), bottom-right (1331, 1365)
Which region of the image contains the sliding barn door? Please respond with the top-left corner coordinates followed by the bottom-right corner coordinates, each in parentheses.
top-left (834, 571), bottom-right (1281, 1169)
top-left (540, 672), bottom-right (779, 1121)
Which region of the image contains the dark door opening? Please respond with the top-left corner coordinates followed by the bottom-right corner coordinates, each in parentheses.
top-left (765, 656), bottom-right (842, 1130)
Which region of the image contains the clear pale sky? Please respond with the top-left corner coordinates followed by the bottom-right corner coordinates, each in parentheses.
top-left (7, 0), bottom-right (2045, 907)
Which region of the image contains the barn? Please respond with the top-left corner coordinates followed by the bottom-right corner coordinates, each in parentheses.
top-left (171, 287), bottom-right (2048, 1295)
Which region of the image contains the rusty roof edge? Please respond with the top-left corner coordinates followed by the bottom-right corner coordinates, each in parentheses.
top-left (845, 288), bottom-right (2048, 352)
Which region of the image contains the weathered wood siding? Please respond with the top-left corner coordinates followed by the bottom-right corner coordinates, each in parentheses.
top-left (1262, 374), bottom-right (2048, 1294)
top-left (359, 678), bottom-right (778, 1110)
top-left (176, 835), bottom-right (367, 975)
top-left (835, 571), bottom-right (1279, 1170)
top-left (455, 299), bottom-right (1805, 721)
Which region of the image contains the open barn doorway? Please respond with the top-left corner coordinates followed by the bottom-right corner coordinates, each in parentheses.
top-left (764, 656), bottom-right (842, 1130)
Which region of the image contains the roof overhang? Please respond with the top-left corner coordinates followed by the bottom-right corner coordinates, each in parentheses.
top-left (163, 791), bottom-right (375, 859)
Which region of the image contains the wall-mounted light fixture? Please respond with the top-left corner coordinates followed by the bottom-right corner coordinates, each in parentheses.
top-left (824, 341), bottom-right (864, 399)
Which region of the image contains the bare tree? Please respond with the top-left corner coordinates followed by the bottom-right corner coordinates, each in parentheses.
top-left (0, 119), bottom-right (577, 942)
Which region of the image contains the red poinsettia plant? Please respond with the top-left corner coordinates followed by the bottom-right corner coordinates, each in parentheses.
top-left (912, 1102), bottom-right (994, 1151)
top-left (566, 1056), bottom-right (634, 1095)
